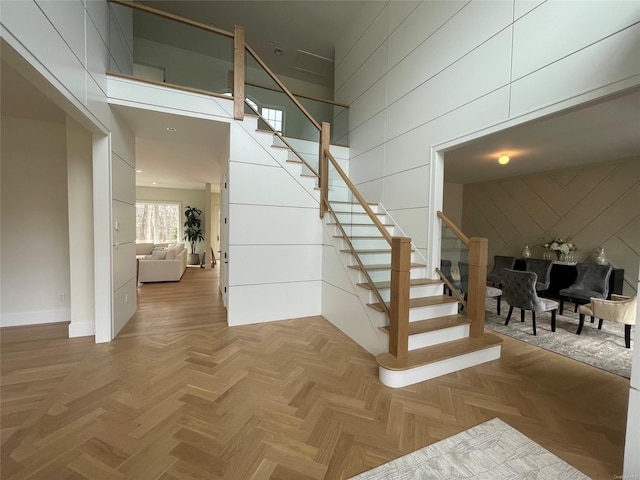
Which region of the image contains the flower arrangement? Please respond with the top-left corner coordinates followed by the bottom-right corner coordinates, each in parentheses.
top-left (541, 236), bottom-right (578, 259)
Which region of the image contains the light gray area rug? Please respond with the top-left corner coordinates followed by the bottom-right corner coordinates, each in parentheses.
top-left (349, 418), bottom-right (590, 480)
top-left (483, 298), bottom-right (634, 378)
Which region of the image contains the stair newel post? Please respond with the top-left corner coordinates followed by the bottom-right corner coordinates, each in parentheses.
top-left (319, 122), bottom-right (330, 218)
top-left (233, 25), bottom-right (245, 121)
top-left (467, 237), bottom-right (488, 337)
top-left (389, 237), bottom-right (411, 358)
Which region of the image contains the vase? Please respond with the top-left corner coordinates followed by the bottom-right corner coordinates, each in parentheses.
top-left (522, 243), bottom-right (531, 258)
top-left (595, 247), bottom-right (607, 265)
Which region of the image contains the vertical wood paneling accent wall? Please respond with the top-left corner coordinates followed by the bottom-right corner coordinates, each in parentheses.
top-left (461, 158), bottom-right (640, 295)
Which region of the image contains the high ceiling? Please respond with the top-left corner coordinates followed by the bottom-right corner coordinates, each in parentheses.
top-left (140, 0), bottom-right (369, 90)
top-left (3, 3), bottom-right (639, 192)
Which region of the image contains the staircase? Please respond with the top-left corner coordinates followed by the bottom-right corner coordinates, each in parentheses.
top-left (326, 201), bottom-right (502, 388)
top-left (259, 124), bottom-right (501, 388)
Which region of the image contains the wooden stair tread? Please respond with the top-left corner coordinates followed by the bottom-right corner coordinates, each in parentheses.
top-left (349, 262), bottom-right (426, 272)
top-left (334, 235), bottom-right (387, 240)
top-left (358, 278), bottom-right (442, 290)
top-left (376, 333), bottom-right (503, 371)
top-left (367, 295), bottom-right (458, 312)
top-left (379, 314), bottom-right (469, 336)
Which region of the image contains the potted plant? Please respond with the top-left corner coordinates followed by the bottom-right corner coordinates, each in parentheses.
top-left (183, 205), bottom-right (204, 265)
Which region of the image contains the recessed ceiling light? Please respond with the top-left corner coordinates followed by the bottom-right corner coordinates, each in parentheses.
top-left (152, 182), bottom-right (157, 185)
top-left (498, 154), bottom-right (510, 165)
top-left (136, 169), bottom-right (142, 173)
top-left (166, 127), bottom-right (177, 132)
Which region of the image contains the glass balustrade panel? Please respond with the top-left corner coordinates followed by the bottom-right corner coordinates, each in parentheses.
top-left (327, 159), bottom-right (391, 285)
top-left (440, 223), bottom-right (469, 299)
top-left (109, 4), bottom-right (234, 94)
top-left (245, 51), bottom-right (320, 175)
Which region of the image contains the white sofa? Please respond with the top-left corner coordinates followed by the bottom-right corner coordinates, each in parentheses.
top-left (136, 243), bottom-right (188, 283)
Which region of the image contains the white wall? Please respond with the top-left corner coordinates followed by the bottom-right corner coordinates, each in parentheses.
top-left (335, 0), bottom-right (640, 267)
top-left (111, 111), bottom-right (137, 337)
top-left (226, 120), bottom-right (323, 326)
top-left (66, 116), bottom-right (96, 338)
top-left (1, 117), bottom-right (71, 326)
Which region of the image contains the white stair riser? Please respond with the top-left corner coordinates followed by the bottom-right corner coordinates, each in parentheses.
top-left (346, 238), bottom-right (393, 250)
top-left (372, 284), bottom-right (442, 303)
top-left (378, 345), bottom-right (502, 388)
top-left (353, 253), bottom-right (392, 265)
top-left (337, 225), bottom-right (396, 236)
top-left (409, 303), bottom-right (459, 322)
top-left (333, 213), bottom-right (386, 224)
top-left (408, 324), bottom-right (469, 350)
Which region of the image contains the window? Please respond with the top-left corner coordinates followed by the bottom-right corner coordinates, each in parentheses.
top-left (136, 202), bottom-right (181, 244)
top-left (262, 107), bottom-right (284, 133)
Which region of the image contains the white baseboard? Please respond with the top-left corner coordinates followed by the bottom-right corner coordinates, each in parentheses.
top-left (1, 309), bottom-right (71, 327)
top-left (69, 321), bottom-right (95, 338)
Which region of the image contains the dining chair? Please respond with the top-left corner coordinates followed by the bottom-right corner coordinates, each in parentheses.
top-left (524, 258), bottom-right (553, 293)
top-left (486, 255), bottom-right (516, 288)
top-left (459, 261), bottom-right (501, 315)
top-left (440, 259), bottom-right (461, 296)
top-left (577, 294), bottom-right (636, 348)
top-left (558, 263), bottom-right (612, 315)
top-left (502, 269), bottom-right (558, 336)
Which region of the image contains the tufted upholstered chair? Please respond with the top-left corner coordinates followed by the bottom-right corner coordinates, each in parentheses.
top-left (577, 295), bottom-right (636, 348)
top-left (524, 258), bottom-right (553, 292)
top-left (559, 263), bottom-right (612, 315)
top-left (486, 255), bottom-right (516, 288)
top-left (502, 269), bottom-right (559, 336)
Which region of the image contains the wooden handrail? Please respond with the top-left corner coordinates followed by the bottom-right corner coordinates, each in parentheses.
top-left (245, 45), bottom-right (321, 132)
top-left (437, 211), bottom-right (469, 246)
top-left (233, 25), bottom-right (245, 120)
top-left (246, 81), bottom-right (349, 109)
top-left (108, 0), bottom-right (234, 38)
top-left (325, 149), bottom-right (393, 245)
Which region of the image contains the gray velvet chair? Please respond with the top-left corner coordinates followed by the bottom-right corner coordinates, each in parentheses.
top-left (486, 255), bottom-right (516, 287)
top-left (440, 259), bottom-right (461, 296)
top-left (459, 261), bottom-right (502, 315)
top-left (502, 269), bottom-right (558, 336)
top-left (558, 263), bottom-right (612, 315)
top-left (524, 258), bottom-right (553, 292)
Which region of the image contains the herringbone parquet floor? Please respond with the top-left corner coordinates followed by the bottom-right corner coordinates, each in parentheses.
top-left (1, 266), bottom-right (629, 479)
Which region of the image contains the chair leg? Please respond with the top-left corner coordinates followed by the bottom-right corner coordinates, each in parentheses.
top-left (590, 316), bottom-right (595, 324)
top-left (598, 318), bottom-right (603, 330)
top-left (496, 295), bottom-right (501, 316)
top-left (532, 311), bottom-right (537, 336)
top-left (574, 303), bottom-right (578, 313)
top-left (551, 309), bottom-right (556, 332)
top-left (625, 325), bottom-right (631, 348)
top-left (559, 297), bottom-right (564, 315)
top-left (520, 309), bottom-right (525, 322)
top-left (505, 306), bottom-right (514, 326)
top-left (577, 313), bottom-right (585, 335)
